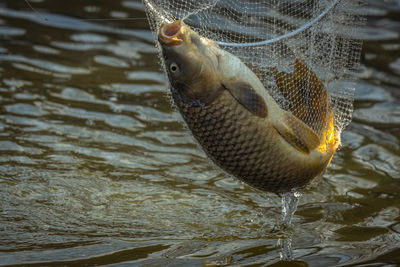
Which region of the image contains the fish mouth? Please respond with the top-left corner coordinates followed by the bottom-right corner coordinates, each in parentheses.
top-left (159, 21), bottom-right (184, 46)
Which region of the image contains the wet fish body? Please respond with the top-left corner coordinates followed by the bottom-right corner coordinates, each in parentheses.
top-left (158, 21), bottom-right (339, 193)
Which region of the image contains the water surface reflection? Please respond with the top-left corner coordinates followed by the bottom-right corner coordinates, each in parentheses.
top-left (0, 0), bottom-right (400, 266)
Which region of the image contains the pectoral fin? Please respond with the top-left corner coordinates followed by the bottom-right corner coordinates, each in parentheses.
top-left (222, 80), bottom-right (268, 118)
top-left (274, 111), bottom-right (321, 153)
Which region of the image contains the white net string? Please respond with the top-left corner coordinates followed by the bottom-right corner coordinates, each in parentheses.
top-left (143, 0), bottom-right (364, 140)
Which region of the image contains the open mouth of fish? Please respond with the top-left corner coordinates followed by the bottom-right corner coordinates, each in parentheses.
top-left (159, 21), bottom-right (184, 45)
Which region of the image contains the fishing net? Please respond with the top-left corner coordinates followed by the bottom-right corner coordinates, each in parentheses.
top-left (143, 0), bottom-right (364, 147)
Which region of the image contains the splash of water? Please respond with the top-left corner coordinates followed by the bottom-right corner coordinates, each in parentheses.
top-left (277, 237), bottom-right (293, 261)
top-left (281, 191), bottom-right (301, 228)
top-left (276, 191), bottom-right (301, 261)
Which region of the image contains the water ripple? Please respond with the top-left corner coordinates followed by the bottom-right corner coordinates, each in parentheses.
top-left (0, 8), bottom-right (153, 41)
top-left (0, 0), bottom-right (399, 266)
top-left (4, 103), bottom-right (46, 116)
top-left (0, 26), bottom-right (25, 36)
top-left (0, 54), bottom-right (90, 74)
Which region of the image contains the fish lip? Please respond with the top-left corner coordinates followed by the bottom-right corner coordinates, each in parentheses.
top-left (159, 21), bottom-right (183, 46)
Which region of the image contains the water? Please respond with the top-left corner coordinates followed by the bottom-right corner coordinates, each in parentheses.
top-left (0, 0), bottom-right (400, 266)
top-left (281, 192), bottom-right (301, 228)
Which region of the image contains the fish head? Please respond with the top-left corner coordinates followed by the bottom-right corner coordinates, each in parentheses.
top-left (158, 21), bottom-right (221, 106)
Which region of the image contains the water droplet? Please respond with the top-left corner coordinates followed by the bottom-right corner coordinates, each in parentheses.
top-left (84, 6), bottom-right (100, 13)
top-left (86, 119), bottom-right (95, 126)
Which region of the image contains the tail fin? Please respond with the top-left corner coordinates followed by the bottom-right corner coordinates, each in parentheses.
top-left (273, 59), bottom-right (328, 137)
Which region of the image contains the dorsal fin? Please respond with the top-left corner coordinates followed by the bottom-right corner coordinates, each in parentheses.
top-left (273, 111), bottom-right (321, 153)
top-left (222, 80), bottom-right (268, 118)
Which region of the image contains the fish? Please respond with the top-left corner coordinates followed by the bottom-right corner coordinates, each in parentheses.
top-left (158, 20), bottom-right (340, 194)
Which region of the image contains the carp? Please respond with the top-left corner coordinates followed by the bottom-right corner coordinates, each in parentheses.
top-left (158, 20), bottom-right (340, 193)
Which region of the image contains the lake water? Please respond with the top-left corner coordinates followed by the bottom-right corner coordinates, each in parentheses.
top-left (0, 0), bottom-right (400, 266)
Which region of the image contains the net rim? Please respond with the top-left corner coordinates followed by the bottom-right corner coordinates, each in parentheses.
top-left (142, 0), bottom-right (341, 47)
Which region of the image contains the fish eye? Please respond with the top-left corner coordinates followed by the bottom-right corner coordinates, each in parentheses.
top-left (169, 62), bottom-right (179, 73)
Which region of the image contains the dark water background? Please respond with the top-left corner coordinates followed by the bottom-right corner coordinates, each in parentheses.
top-left (0, 0), bottom-right (400, 266)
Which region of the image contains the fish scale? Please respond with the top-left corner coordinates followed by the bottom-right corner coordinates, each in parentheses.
top-left (173, 89), bottom-right (325, 193)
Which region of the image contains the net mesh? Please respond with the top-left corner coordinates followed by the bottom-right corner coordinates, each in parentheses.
top-left (143, 0), bottom-right (364, 142)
